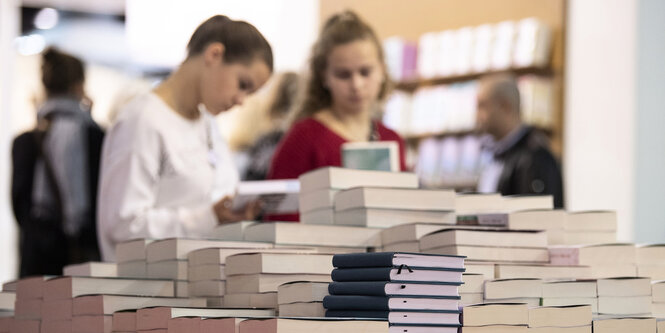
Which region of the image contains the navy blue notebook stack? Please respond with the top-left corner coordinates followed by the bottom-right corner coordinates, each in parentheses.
top-left (324, 252), bottom-right (465, 333)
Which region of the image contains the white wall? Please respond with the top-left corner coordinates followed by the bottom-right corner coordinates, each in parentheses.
top-left (634, 0), bottom-right (665, 243)
top-left (564, 0), bottom-right (637, 241)
top-left (0, 0), bottom-right (20, 283)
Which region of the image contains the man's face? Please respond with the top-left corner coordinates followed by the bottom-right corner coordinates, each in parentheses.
top-left (476, 83), bottom-right (502, 138)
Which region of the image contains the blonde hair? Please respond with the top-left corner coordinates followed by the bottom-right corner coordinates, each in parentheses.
top-left (294, 10), bottom-right (390, 121)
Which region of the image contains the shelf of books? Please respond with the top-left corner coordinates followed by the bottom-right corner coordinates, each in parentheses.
top-left (2, 168), bottom-right (663, 333)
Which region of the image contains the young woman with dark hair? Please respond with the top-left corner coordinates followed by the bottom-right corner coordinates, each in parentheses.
top-left (97, 16), bottom-right (273, 260)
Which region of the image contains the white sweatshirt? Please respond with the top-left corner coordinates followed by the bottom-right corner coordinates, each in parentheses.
top-left (97, 93), bottom-right (238, 261)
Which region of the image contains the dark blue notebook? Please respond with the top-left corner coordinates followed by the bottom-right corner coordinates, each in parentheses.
top-left (323, 295), bottom-right (460, 311)
top-left (328, 281), bottom-right (461, 297)
top-left (326, 309), bottom-right (460, 321)
top-left (332, 252), bottom-right (465, 269)
top-left (331, 266), bottom-right (464, 283)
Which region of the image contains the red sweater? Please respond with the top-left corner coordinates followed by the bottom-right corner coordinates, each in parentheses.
top-left (267, 117), bottom-right (408, 221)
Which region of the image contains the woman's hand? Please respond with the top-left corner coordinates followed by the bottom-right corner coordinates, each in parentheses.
top-left (213, 196), bottom-right (263, 224)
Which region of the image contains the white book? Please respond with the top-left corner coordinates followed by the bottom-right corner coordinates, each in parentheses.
top-left (484, 278), bottom-right (542, 299)
top-left (597, 277), bottom-right (652, 297)
top-left (225, 253), bottom-right (333, 276)
top-left (334, 187), bottom-right (455, 212)
top-left (502, 195), bottom-right (554, 213)
top-left (424, 245), bottom-right (549, 263)
top-left (43, 276), bottom-right (174, 300)
top-left (460, 325), bottom-right (528, 333)
top-left (226, 274), bottom-right (331, 294)
top-left (587, 264), bottom-right (637, 279)
top-left (383, 36), bottom-right (405, 81)
top-left (188, 280), bottom-right (226, 297)
top-left (417, 31), bottom-right (439, 79)
top-left (454, 27), bottom-right (474, 75)
top-left (188, 265), bottom-right (226, 282)
top-left (460, 293), bottom-right (483, 306)
top-left (494, 264), bottom-right (592, 280)
top-left (223, 292), bottom-right (277, 309)
top-left (472, 24), bottom-right (494, 73)
top-left (528, 305), bottom-right (592, 328)
top-left (335, 208), bottom-right (455, 228)
top-left (483, 297), bottom-right (541, 308)
top-left (549, 244), bottom-right (636, 266)
top-left (465, 263), bottom-right (496, 280)
top-left (232, 179), bottom-right (300, 214)
top-left (243, 222), bottom-right (382, 248)
top-left (63, 262), bottom-right (117, 278)
top-left (565, 211), bottom-right (617, 231)
top-left (461, 303), bottom-right (529, 326)
top-left (382, 241), bottom-right (420, 253)
top-left (136, 307), bottom-right (274, 331)
top-left (278, 302), bottom-right (325, 318)
top-left (513, 18), bottom-right (552, 68)
top-left (636, 244), bottom-right (665, 265)
top-left (420, 229), bottom-right (547, 250)
top-left (299, 167), bottom-right (418, 193)
top-left (210, 221), bottom-right (258, 241)
top-left (563, 231), bottom-right (616, 245)
top-left (491, 20), bottom-right (516, 70)
top-left (145, 238), bottom-right (272, 262)
top-left (299, 189), bottom-right (338, 213)
top-left (652, 280), bottom-right (665, 302)
top-left (541, 297), bottom-right (598, 314)
top-left (508, 210), bottom-right (565, 230)
top-left (597, 295), bottom-right (652, 315)
top-left (459, 274), bottom-right (484, 294)
top-left (542, 280), bottom-right (597, 298)
top-left (436, 30), bottom-right (457, 77)
top-left (188, 247), bottom-right (316, 266)
top-left (72, 294), bottom-right (205, 316)
top-left (0, 292), bottom-right (14, 311)
top-left (455, 193), bottom-right (503, 215)
top-left (147, 260), bottom-right (188, 280)
top-left (640, 265), bottom-right (665, 281)
top-left (115, 239), bottom-right (154, 263)
top-left (592, 317), bottom-right (656, 333)
top-left (240, 318), bottom-right (387, 333)
top-left (277, 282), bottom-right (329, 305)
top-left (300, 208), bottom-right (335, 225)
top-left (381, 223), bottom-right (453, 248)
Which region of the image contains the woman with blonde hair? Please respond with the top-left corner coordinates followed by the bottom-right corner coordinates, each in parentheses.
top-left (268, 11), bottom-right (407, 221)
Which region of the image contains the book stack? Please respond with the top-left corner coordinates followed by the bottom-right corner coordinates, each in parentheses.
top-left (333, 187), bottom-right (456, 228)
top-left (277, 282), bottom-right (329, 317)
top-left (564, 211), bottom-right (617, 245)
top-left (224, 252), bottom-right (333, 310)
top-left (460, 303), bottom-right (529, 332)
top-left (135, 307), bottom-right (274, 332)
top-left (238, 317), bottom-right (388, 333)
top-left (597, 277), bottom-right (652, 316)
top-left (637, 244), bottom-right (665, 280)
top-left (116, 238), bottom-right (153, 278)
top-left (541, 280), bottom-right (598, 313)
top-left (12, 276), bottom-right (48, 333)
top-left (211, 221), bottom-right (258, 241)
top-left (63, 262), bottom-right (117, 278)
top-left (298, 167), bottom-right (419, 225)
top-left (324, 252), bottom-right (465, 333)
top-left (528, 305), bottom-right (592, 332)
top-left (506, 210), bottom-right (566, 245)
top-left (592, 317), bottom-right (657, 332)
top-left (420, 228), bottom-right (549, 263)
top-left (483, 278), bottom-right (543, 307)
top-left (144, 238), bottom-right (272, 298)
top-left (549, 244), bottom-right (637, 278)
top-left (652, 280), bottom-right (665, 317)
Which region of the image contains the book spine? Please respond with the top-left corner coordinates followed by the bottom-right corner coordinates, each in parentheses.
top-left (331, 268), bottom-right (392, 282)
top-left (332, 252), bottom-right (395, 268)
top-left (323, 295), bottom-right (390, 311)
top-left (328, 282), bottom-right (388, 296)
top-left (325, 310), bottom-right (389, 319)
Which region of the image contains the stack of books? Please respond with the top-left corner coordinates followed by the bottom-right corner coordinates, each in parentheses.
top-left (115, 238), bottom-right (153, 278)
top-left (277, 281), bottom-right (329, 317)
top-left (592, 317), bottom-right (657, 332)
top-left (324, 252), bottom-right (465, 333)
top-left (223, 252), bottom-right (333, 310)
top-left (541, 280), bottom-right (598, 313)
top-left (597, 277), bottom-right (652, 316)
top-left (188, 247), bottom-right (316, 307)
top-left (459, 273), bottom-right (484, 306)
top-left (506, 209), bottom-right (566, 245)
top-left (420, 228), bottom-right (549, 263)
top-left (528, 305), bottom-right (592, 332)
top-left (460, 303), bottom-right (529, 332)
top-left (13, 276), bottom-right (48, 333)
top-left (652, 280), bottom-right (665, 317)
top-left (483, 278), bottom-right (543, 307)
top-left (380, 223), bottom-right (449, 253)
top-left (564, 211), bottom-right (617, 245)
top-left (298, 167), bottom-right (419, 225)
top-left (334, 187), bottom-right (456, 228)
top-left (549, 244), bottom-right (637, 278)
top-left (144, 238), bottom-right (272, 298)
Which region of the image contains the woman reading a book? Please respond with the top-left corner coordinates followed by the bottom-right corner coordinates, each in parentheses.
top-left (267, 11), bottom-right (408, 221)
top-left (97, 16), bottom-right (272, 261)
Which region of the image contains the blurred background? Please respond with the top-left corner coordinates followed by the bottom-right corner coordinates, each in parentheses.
top-left (0, 0), bottom-right (663, 282)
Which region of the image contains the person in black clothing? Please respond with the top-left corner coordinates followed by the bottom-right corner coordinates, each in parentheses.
top-left (11, 47), bottom-right (103, 277)
top-left (475, 74), bottom-right (564, 208)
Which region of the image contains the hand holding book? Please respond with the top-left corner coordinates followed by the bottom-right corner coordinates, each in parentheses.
top-left (213, 196), bottom-right (262, 224)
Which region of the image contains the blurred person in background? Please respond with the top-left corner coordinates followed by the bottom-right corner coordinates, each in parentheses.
top-left (97, 15), bottom-right (273, 261)
top-left (475, 73), bottom-right (564, 207)
top-left (267, 11), bottom-right (407, 221)
top-left (243, 71), bottom-right (301, 181)
top-left (11, 47), bottom-right (103, 277)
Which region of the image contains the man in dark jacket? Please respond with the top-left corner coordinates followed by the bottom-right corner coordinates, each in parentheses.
top-left (475, 74), bottom-right (564, 208)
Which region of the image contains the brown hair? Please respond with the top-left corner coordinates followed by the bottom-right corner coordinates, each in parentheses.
top-left (268, 72), bottom-right (300, 120)
top-left (42, 47), bottom-right (84, 97)
top-left (187, 15), bottom-right (273, 72)
top-left (295, 10), bottom-right (390, 121)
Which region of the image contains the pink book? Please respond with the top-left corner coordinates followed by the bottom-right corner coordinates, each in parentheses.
top-left (168, 316), bottom-right (201, 333)
top-left (112, 310), bottom-right (136, 332)
top-left (72, 315), bottom-right (112, 333)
